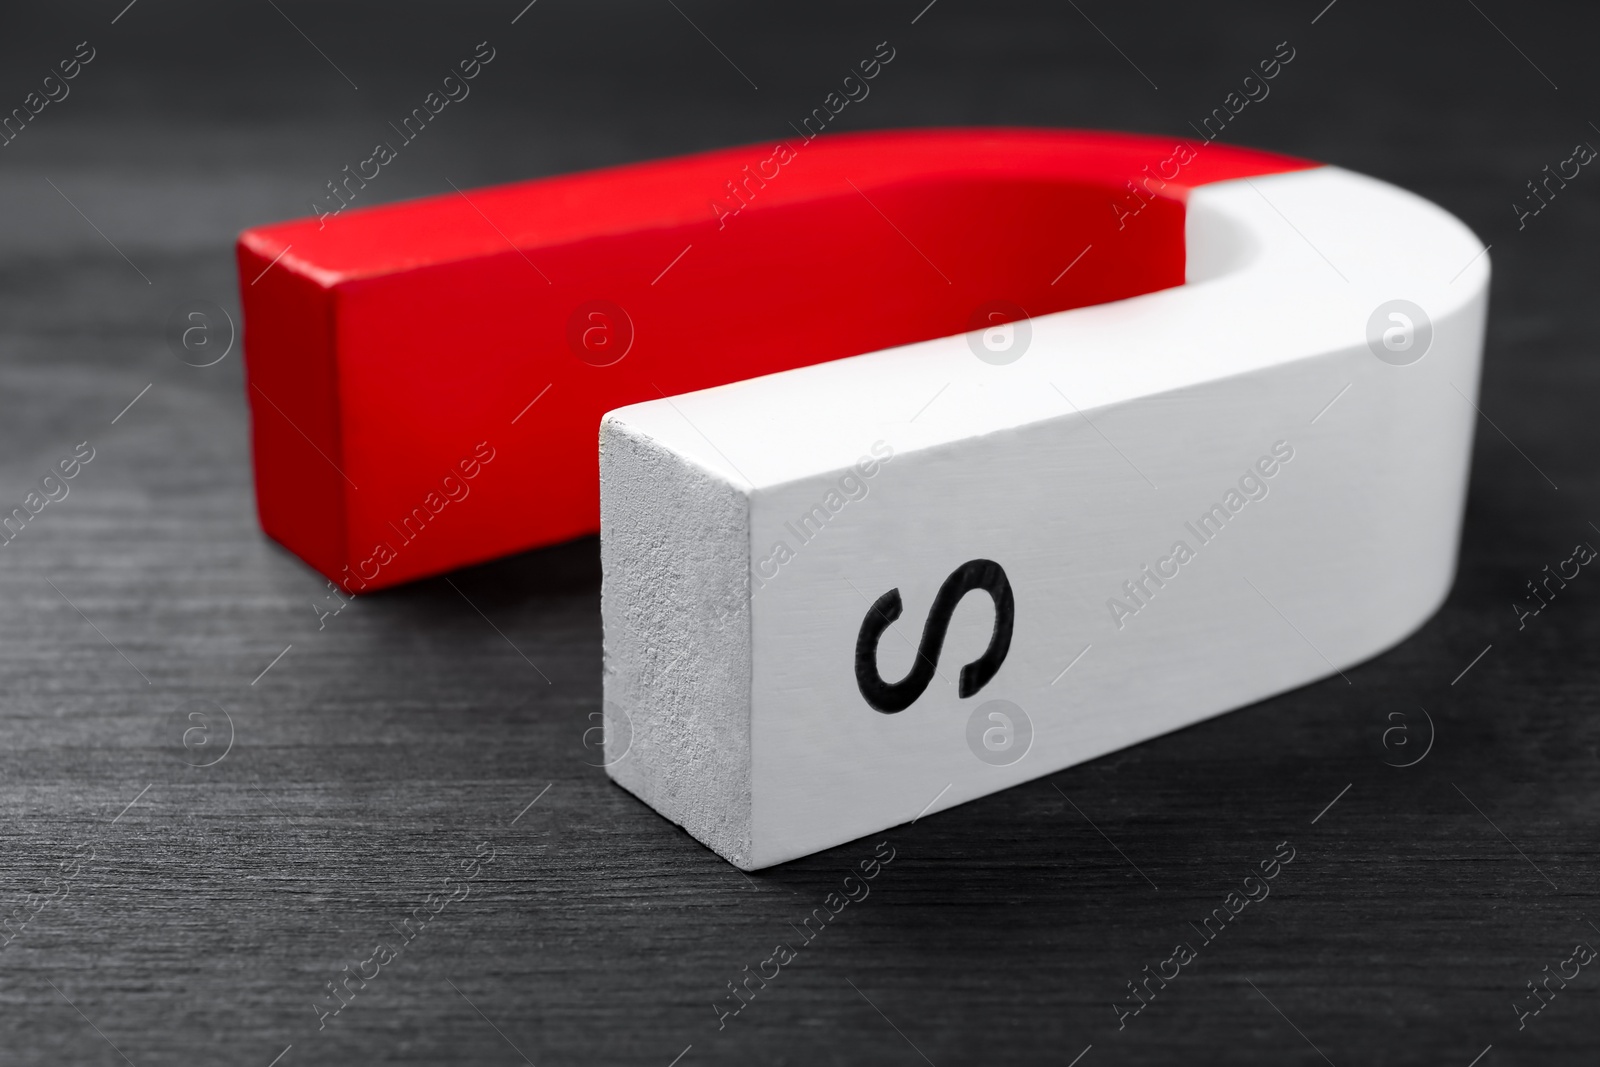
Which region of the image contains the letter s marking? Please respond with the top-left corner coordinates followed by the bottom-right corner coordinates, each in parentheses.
top-left (854, 558), bottom-right (1014, 713)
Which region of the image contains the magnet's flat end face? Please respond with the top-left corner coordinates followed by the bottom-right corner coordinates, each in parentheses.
top-left (599, 160), bottom-right (1490, 870)
top-left (236, 128), bottom-right (1313, 592)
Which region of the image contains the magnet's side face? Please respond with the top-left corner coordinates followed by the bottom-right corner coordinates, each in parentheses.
top-left (602, 164), bottom-right (1490, 869)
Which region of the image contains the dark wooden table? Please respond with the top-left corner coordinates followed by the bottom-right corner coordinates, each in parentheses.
top-left (2, 1), bottom-right (1596, 1063)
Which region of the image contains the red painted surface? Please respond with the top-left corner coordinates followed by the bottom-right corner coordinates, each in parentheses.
top-left (236, 128), bottom-right (1314, 592)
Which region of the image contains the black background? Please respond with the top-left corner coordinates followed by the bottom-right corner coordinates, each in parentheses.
top-left (1, 1), bottom-right (1597, 1064)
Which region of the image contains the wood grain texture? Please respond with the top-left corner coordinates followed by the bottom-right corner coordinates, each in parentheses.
top-left (0, 1), bottom-right (1597, 1064)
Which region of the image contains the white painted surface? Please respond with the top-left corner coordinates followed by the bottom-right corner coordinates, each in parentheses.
top-left (599, 423), bottom-right (753, 867)
top-left (600, 166), bottom-right (1489, 869)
